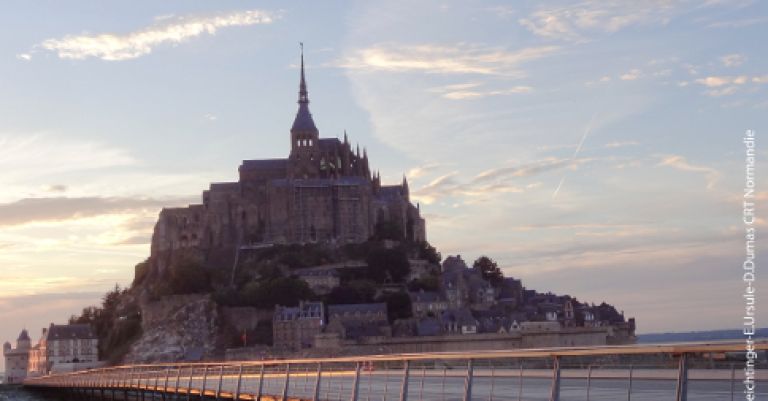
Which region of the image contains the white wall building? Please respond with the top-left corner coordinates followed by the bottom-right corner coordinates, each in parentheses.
top-left (3, 329), bottom-right (31, 384)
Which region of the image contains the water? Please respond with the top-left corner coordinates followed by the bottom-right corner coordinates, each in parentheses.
top-left (0, 386), bottom-right (51, 401)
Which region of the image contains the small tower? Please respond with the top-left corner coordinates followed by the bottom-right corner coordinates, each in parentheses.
top-left (16, 329), bottom-right (30, 350)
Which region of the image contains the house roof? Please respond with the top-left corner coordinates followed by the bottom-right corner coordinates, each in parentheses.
top-left (17, 329), bottom-right (30, 341)
top-left (46, 324), bottom-right (97, 341)
top-left (409, 291), bottom-right (444, 303)
top-left (240, 159), bottom-right (289, 171)
top-left (328, 303), bottom-right (387, 316)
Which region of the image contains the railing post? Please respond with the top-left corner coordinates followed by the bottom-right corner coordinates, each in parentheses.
top-left (234, 364), bottom-right (244, 401)
top-left (186, 366), bottom-right (194, 401)
top-left (586, 365), bottom-right (592, 401)
top-left (312, 363), bottom-right (322, 401)
top-left (399, 360), bottom-right (410, 401)
top-left (281, 363), bottom-right (292, 401)
top-left (201, 366), bottom-right (209, 401)
top-left (215, 365), bottom-right (224, 401)
top-left (175, 366), bottom-right (183, 394)
top-left (730, 363), bottom-right (736, 401)
top-left (674, 354), bottom-right (688, 401)
top-left (627, 364), bottom-right (633, 401)
top-left (549, 356), bottom-right (561, 401)
top-left (256, 364), bottom-right (265, 401)
top-left (350, 362), bottom-right (362, 401)
top-left (463, 359), bottom-right (474, 401)
top-left (164, 366), bottom-right (172, 393)
top-left (154, 368), bottom-right (161, 393)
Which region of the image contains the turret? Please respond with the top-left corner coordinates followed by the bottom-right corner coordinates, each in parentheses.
top-left (16, 328), bottom-right (30, 350)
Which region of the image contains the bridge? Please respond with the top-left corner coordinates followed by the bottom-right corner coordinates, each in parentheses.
top-left (23, 341), bottom-right (767, 401)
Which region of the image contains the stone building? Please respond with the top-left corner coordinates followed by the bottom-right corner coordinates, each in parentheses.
top-left (151, 50), bottom-right (426, 258)
top-left (273, 301), bottom-right (324, 350)
top-left (295, 269), bottom-right (340, 295)
top-left (40, 324), bottom-right (99, 374)
top-left (409, 291), bottom-right (448, 318)
top-left (326, 303), bottom-right (391, 340)
top-left (3, 329), bottom-right (30, 384)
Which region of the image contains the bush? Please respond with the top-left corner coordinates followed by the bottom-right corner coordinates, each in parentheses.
top-left (366, 247), bottom-right (410, 283)
top-left (168, 257), bottom-right (212, 295)
top-left (325, 280), bottom-right (377, 304)
top-left (239, 277), bottom-right (315, 308)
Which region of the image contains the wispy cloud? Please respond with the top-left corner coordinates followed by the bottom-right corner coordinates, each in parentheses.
top-left (720, 53), bottom-right (746, 67)
top-left (0, 196), bottom-right (195, 227)
top-left (692, 74), bottom-right (766, 96)
top-left (0, 134), bottom-right (135, 188)
top-left (411, 172), bottom-right (524, 205)
top-left (657, 155), bottom-right (720, 189)
top-left (429, 82), bottom-right (533, 100)
top-left (707, 16), bottom-right (768, 28)
top-left (339, 43), bottom-right (559, 76)
top-left (519, 1), bottom-right (679, 41)
top-left (620, 69), bottom-right (643, 81)
top-left (475, 157), bottom-right (592, 183)
top-left (30, 10), bottom-right (275, 61)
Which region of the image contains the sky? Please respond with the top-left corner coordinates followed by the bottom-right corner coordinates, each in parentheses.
top-left (1, 1), bottom-right (767, 367)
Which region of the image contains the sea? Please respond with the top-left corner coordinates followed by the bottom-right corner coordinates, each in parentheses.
top-left (0, 385), bottom-right (49, 401)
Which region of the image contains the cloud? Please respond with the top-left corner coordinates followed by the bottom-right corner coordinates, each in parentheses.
top-left (410, 172), bottom-right (525, 205)
top-left (339, 43), bottom-right (559, 76)
top-left (693, 74), bottom-right (766, 96)
top-left (604, 141), bottom-right (639, 148)
top-left (407, 163), bottom-right (443, 179)
top-left (16, 53), bottom-right (31, 61)
top-left (720, 53), bottom-right (746, 67)
top-left (657, 155), bottom-right (720, 189)
top-left (0, 196), bottom-right (196, 227)
top-left (0, 134), bottom-right (136, 185)
top-left (474, 157), bottom-right (592, 183)
top-left (429, 82), bottom-right (533, 100)
top-left (519, 1), bottom-right (679, 41)
top-left (620, 69), bottom-right (643, 81)
top-left (707, 16), bottom-right (768, 28)
top-left (695, 75), bottom-right (748, 87)
top-left (45, 184), bottom-right (68, 193)
top-left (32, 10), bottom-right (275, 61)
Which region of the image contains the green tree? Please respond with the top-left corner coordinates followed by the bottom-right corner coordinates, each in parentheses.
top-left (240, 277), bottom-right (314, 307)
top-left (473, 256), bottom-right (504, 287)
top-left (366, 248), bottom-right (410, 283)
top-left (376, 291), bottom-right (412, 322)
top-left (168, 257), bottom-right (211, 294)
top-left (325, 280), bottom-right (377, 304)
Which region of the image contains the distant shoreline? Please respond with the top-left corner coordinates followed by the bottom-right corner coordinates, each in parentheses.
top-left (638, 328), bottom-right (768, 343)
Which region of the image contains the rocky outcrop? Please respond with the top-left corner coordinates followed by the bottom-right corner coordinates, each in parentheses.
top-left (124, 294), bottom-right (220, 363)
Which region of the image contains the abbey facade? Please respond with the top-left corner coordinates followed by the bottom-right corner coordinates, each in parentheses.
top-left (151, 52), bottom-right (425, 254)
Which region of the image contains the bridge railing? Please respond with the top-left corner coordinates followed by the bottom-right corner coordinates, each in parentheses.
top-left (24, 341), bottom-right (767, 401)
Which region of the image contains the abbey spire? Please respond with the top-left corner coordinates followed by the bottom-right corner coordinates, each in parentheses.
top-left (291, 43), bottom-right (318, 133)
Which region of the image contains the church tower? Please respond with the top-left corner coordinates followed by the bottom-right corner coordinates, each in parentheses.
top-left (289, 44), bottom-right (321, 179)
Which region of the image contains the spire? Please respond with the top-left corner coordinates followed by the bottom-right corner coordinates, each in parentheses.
top-left (291, 43), bottom-right (318, 133)
top-left (298, 42), bottom-right (308, 104)
top-left (343, 130), bottom-right (348, 144)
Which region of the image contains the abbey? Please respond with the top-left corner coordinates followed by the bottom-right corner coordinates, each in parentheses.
top-left (151, 51), bottom-right (425, 253)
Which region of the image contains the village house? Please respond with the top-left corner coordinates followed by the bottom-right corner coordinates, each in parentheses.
top-left (273, 301), bottom-right (324, 350)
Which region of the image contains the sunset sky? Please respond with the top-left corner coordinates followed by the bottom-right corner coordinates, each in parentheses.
top-left (1, 1), bottom-right (767, 366)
